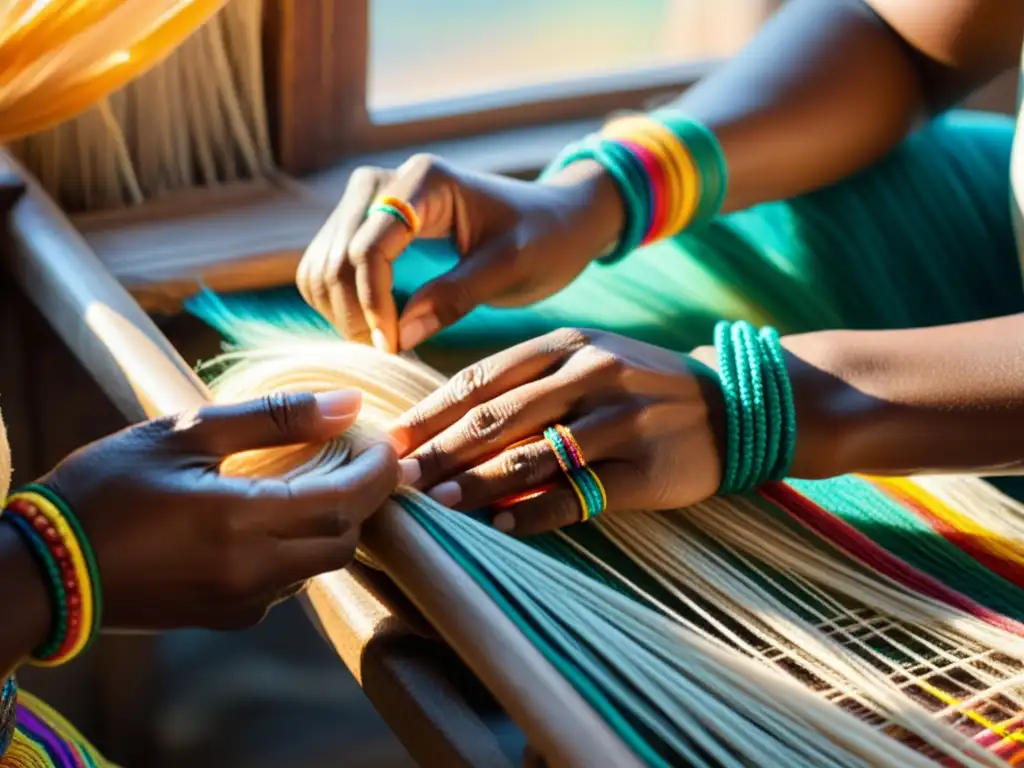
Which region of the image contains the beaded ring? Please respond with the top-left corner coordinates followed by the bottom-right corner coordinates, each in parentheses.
top-left (369, 195), bottom-right (422, 237)
top-left (542, 425), bottom-right (607, 522)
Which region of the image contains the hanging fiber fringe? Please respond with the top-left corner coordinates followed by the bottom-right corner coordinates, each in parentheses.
top-left (4, 0), bottom-right (273, 211)
top-left (186, 288), bottom-right (1024, 767)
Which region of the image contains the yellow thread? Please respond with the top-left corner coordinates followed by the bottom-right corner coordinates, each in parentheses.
top-left (915, 680), bottom-right (1024, 747)
top-left (870, 477), bottom-right (1024, 566)
top-left (9, 492), bottom-right (92, 666)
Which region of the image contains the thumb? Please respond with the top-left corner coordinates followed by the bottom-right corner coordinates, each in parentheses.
top-left (182, 390), bottom-right (363, 458)
top-left (396, 235), bottom-right (521, 351)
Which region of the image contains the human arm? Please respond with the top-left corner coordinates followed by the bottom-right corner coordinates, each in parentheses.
top-left (385, 313), bottom-right (1024, 535)
top-left (0, 389), bottom-right (398, 677)
top-left (736, 312), bottom-right (1024, 479)
top-left (298, 0), bottom-right (1024, 352)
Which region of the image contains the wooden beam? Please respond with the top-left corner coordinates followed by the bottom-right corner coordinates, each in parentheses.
top-left (263, 0), bottom-right (369, 175)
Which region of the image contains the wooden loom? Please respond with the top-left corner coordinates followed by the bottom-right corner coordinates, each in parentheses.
top-left (0, 154), bottom-right (640, 767)
top-left (3, 1), bottom-right (1021, 763)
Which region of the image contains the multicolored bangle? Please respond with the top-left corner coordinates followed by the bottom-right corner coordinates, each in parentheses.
top-left (1, 485), bottom-right (101, 667)
top-left (541, 112), bottom-right (727, 262)
top-left (713, 321), bottom-right (797, 495)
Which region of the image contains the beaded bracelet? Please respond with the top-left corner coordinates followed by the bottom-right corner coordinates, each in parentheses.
top-left (541, 112), bottom-right (727, 262)
top-left (714, 320), bottom-right (797, 494)
top-left (1, 485), bottom-right (101, 667)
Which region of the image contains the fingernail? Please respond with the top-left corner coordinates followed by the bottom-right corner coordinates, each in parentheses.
top-left (399, 458), bottom-right (421, 487)
top-left (371, 328), bottom-right (391, 353)
top-left (314, 389), bottom-right (362, 419)
top-left (399, 313), bottom-right (439, 351)
top-left (427, 481), bottom-right (461, 507)
top-left (492, 511), bottom-right (516, 533)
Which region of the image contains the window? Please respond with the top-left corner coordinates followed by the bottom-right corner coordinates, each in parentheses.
top-left (265, 0), bottom-right (778, 175)
top-left (369, 0), bottom-right (773, 119)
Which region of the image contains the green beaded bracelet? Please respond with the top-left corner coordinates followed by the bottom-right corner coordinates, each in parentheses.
top-left (714, 320), bottom-right (796, 494)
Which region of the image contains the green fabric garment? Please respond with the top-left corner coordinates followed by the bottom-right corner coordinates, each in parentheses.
top-left (188, 109), bottom-right (1024, 764)
top-left (394, 112), bottom-right (1022, 354)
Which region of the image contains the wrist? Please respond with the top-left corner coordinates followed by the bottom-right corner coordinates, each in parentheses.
top-left (542, 160), bottom-right (625, 262)
top-left (0, 518), bottom-right (52, 673)
top-left (693, 330), bottom-right (872, 482)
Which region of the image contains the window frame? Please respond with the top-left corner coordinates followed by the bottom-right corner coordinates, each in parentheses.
top-left (263, 0), bottom-right (782, 176)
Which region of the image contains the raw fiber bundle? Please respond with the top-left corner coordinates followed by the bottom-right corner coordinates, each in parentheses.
top-left (3, 0), bottom-right (272, 210)
top-left (187, 290), bottom-right (1024, 767)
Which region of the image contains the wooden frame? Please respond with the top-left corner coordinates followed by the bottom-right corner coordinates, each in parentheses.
top-left (262, 0), bottom-right (781, 175)
top-left (0, 151), bottom-right (641, 767)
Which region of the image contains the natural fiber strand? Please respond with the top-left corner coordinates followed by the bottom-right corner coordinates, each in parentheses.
top-left (189, 294), bottom-right (1024, 766)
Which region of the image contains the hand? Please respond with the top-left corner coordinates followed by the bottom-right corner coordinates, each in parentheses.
top-left (388, 329), bottom-right (724, 536)
top-left (39, 390), bottom-right (398, 631)
top-left (296, 155), bottom-right (625, 353)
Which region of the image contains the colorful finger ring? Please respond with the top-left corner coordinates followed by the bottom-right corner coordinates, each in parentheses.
top-left (369, 195), bottom-right (422, 236)
top-left (543, 425), bottom-right (606, 522)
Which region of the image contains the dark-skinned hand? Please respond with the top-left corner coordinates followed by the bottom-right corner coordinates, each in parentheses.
top-left (295, 155), bottom-right (624, 353)
top-left (34, 389), bottom-right (398, 631)
top-left (388, 328), bottom-right (724, 536)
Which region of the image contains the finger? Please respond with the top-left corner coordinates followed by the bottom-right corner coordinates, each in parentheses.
top-left (396, 234), bottom-right (524, 351)
top-left (390, 328), bottom-right (587, 454)
top-left (488, 461), bottom-right (642, 537)
top-left (271, 525), bottom-right (362, 585)
top-left (279, 441), bottom-right (400, 530)
top-left (409, 374), bottom-right (583, 490)
top-left (182, 390), bottom-right (362, 458)
top-left (299, 168), bottom-right (383, 336)
top-left (425, 411), bottom-right (620, 511)
top-left (347, 154), bottom-right (449, 353)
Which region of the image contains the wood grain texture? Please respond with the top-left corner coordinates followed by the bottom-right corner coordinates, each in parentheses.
top-left (0, 148), bottom-right (638, 767)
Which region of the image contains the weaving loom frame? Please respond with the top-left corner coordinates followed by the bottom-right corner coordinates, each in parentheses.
top-left (261, 0), bottom-right (783, 175)
top-left (0, 151), bottom-right (637, 766)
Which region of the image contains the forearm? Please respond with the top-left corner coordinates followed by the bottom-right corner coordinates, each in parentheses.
top-left (557, 0), bottom-right (1013, 245)
top-left (0, 519), bottom-right (51, 678)
top-left (773, 314), bottom-right (1024, 479)
top-left (666, 0), bottom-right (961, 213)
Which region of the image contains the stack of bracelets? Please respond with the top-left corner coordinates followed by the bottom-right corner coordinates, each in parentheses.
top-left (1, 484), bottom-right (102, 668)
top-left (0, 484), bottom-right (103, 766)
top-left (542, 109), bottom-right (728, 261)
top-left (714, 320), bottom-right (798, 494)
top-left (543, 112), bottom-right (792, 493)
